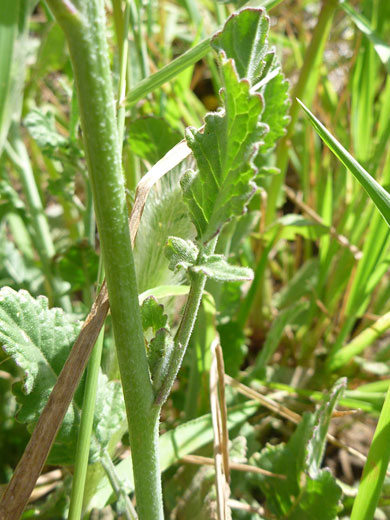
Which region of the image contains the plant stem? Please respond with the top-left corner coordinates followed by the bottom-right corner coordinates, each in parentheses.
top-left (68, 327), bottom-right (104, 520)
top-left (265, 0), bottom-right (339, 226)
top-left (350, 384), bottom-right (390, 520)
top-left (101, 450), bottom-right (138, 520)
top-left (45, 1), bottom-right (162, 518)
top-left (156, 240), bottom-right (217, 406)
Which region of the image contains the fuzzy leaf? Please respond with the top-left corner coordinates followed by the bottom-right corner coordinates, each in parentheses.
top-left (134, 170), bottom-right (195, 293)
top-left (211, 9), bottom-right (290, 159)
top-left (165, 236), bottom-right (199, 271)
top-left (24, 109), bottom-right (68, 152)
top-left (141, 296), bottom-right (168, 334)
top-left (211, 8), bottom-right (270, 85)
top-left (192, 254), bottom-right (253, 282)
top-left (0, 287), bottom-right (125, 465)
top-left (257, 50), bottom-right (290, 154)
top-left (183, 56), bottom-right (266, 243)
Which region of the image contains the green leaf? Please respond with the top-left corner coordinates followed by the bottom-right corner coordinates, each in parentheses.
top-left (0, 287), bottom-right (125, 465)
top-left (183, 56), bottom-right (266, 243)
top-left (298, 99), bottom-right (390, 229)
top-left (191, 254), bottom-right (254, 282)
top-left (258, 50), bottom-right (290, 154)
top-left (24, 108), bottom-right (69, 152)
top-left (128, 117), bottom-right (182, 164)
top-left (134, 171), bottom-right (195, 293)
top-left (211, 9), bottom-right (289, 157)
top-left (165, 236), bottom-right (199, 272)
top-left (138, 284), bottom-right (190, 303)
top-left (287, 469), bottom-right (342, 520)
top-left (250, 380), bottom-right (345, 519)
top-left (211, 8), bottom-right (270, 85)
top-left (141, 296), bottom-right (168, 334)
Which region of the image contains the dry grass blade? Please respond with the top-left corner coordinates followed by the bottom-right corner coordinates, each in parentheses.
top-left (216, 344), bottom-right (230, 483)
top-left (228, 499), bottom-right (268, 517)
top-left (210, 339), bottom-right (231, 520)
top-left (0, 140), bottom-right (190, 520)
top-left (180, 455), bottom-right (286, 479)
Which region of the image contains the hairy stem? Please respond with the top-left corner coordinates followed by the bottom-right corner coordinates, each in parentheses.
top-left (156, 240), bottom-right (217, 406)
top-left (45, 1), bottom-right (162, 518)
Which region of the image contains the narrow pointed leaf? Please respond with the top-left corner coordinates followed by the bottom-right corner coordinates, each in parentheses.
top-left (298, 99), bottom-right (390, 228)
top-left (341, 1), bottom-right (390, 72)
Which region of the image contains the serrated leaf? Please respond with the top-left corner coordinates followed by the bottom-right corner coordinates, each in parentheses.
top-left (24, 109), bottom-right (68, 152)
top-left (257, 50), bottom-right (290, 154)
top-left (211, 9), bottom-right (289, 159)
top-left (287, 469), bottom-right (342, 520)
top-left (0, 287), bottom-right (125, 465)
top-left (141, 296), bottom-right (168, 334)
top-left (183, 57), bottom-right (266, 243)
top-left (165, 236), bottom-right (199, 271)
top-left (128, 117), bottom-right (181, 164)
top-left (250, 380), bottom-right (344, 519)
top-left (211, 8), bottom-right (270, 85)
top-left (192, 254), bottom-right (253, 282)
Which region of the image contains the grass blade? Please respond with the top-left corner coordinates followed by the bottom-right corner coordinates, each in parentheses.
top-left (297, 99), bottom-right (390, 227)
top-left (341, 0), bottom-right (390, 72)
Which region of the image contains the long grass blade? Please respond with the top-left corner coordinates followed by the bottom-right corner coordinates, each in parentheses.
top-left (297, 99), bottom-right (390, 227)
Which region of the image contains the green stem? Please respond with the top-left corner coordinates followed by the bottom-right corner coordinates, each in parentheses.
top-left (101, 450), bottom-right (138, 520)
top-left (46, 1), bottom-right (162, 518)
top-left (265, 0), bottom-right (339, 226)
top-left (156, 240), bottom-right (217, 407)
top-left (68, 327), bottom-right (104, 520)
top-left (350, 383), bottom-right (390, 520)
